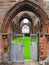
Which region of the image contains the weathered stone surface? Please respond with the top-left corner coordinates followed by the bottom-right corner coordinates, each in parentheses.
top-left (0, 0), bottom-right (49, 63)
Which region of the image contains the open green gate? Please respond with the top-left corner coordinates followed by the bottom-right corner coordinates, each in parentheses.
top-left (9, 34), bottom-right (39, 62)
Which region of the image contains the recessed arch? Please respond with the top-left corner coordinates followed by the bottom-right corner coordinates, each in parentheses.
top-left (1, 1), bottom-right (49, 33)
top-left (22, 24), bottom-right (30, 34)
top-left (19, 13), bottom-right (33, 24)
top-left (19, 13), bottom-right (33, 33)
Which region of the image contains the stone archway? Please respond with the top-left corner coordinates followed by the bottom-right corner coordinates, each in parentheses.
top-left (1, 1), bottom-right (49, 33)
top-left (0, 1), bottom-right (49, 62)
top-left (19, 13), bottom-right (33, 34)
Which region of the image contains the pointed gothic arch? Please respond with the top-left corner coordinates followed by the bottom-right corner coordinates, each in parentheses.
top-left (1, 1), bottom-right (49, 33)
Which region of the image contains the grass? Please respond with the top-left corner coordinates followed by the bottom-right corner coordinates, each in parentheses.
top-left (32, 37), bottom-right (37, 42)
top-left (12, 37), bottom-right (22, 44)
top-left (24, 37), bottom-right (30, 60)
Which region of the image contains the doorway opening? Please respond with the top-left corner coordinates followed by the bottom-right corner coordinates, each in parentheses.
top-left (22, 18), bottom-right (30, 34)
top-left (1, 1), bottom-right (49, 62)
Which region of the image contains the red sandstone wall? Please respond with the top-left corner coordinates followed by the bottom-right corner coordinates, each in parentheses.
top-left (40, 37), bottom-right (47, 60)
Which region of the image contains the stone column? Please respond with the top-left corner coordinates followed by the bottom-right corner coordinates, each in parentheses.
top-left (0, 34), bottom-right (4, 63)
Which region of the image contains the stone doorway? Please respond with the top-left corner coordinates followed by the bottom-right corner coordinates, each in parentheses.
top-left (0, 1), bottom-right (49, 63)
top-left (8, 33), bottom-right (39, 62)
